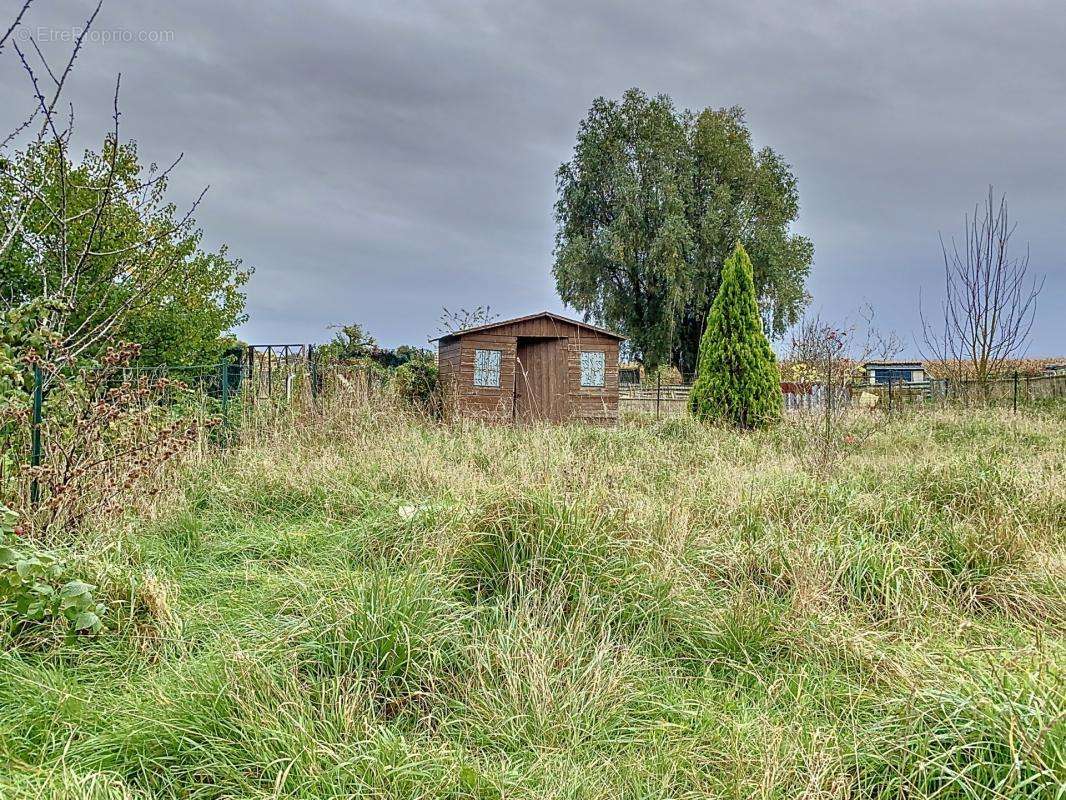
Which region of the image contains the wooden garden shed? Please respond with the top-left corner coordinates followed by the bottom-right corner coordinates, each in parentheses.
top-left (433, 311), bottom-right (624, 424)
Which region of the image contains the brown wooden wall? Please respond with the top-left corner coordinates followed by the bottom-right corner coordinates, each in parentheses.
top-left (441, 331), bottom-right (518, 422)
top-left (563, 331), bottom-right (619, 425)
top-left (437, 316), bottom-right (620, 425)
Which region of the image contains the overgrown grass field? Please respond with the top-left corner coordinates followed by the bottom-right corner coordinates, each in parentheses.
top-left (1, 404), bottom-right (1064, 798)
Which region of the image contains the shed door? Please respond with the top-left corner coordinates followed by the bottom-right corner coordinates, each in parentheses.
top-left (515, 337), bottom-right (567, 422)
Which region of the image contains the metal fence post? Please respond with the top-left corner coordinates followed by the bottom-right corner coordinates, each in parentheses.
top-left (655, 372), bottom-right (661, 419)
top-left (30, 364), bottom-right (43, 505)
top-left (1013, 371), bottom-right (1018, 413)
top-left (246, 346), bottom-right (256, 405)
top-left (887, 378), bottom-right (893, 413)
top-left (220, 360), bottom-right (230, 447)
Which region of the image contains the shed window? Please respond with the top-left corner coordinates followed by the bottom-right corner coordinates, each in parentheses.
top-left (580, 351), bottom-right (606, 387)
top-left (871, 367), bottom-right (914, 385)
top-left (473, 349), bottom-right (501, 387)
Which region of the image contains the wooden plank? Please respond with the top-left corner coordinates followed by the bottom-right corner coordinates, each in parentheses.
top-left (515, 337), bottom-right (567, 422)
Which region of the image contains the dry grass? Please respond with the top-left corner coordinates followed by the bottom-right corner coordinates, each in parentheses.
top-left (922, 358), bottom-right (1065, 379)
top-left (1, 396), bottom-right (1064, 798)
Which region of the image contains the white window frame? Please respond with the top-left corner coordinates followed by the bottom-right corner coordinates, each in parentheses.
top-left (580, 351), bottom-right (606, 387)
top-left (473, 348), bottom-right (502, 387)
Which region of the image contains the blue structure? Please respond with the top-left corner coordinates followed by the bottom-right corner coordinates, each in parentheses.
top-left (862, 361), bottom-right (926, 385)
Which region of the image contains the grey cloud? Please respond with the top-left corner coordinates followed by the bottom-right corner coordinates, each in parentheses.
top-left (3, 0), bottom-right (1063, 352)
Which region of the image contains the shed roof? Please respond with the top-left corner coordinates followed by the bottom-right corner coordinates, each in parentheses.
top-left (862, 361), bottom-right (924, 368)
top-left (431, 311), bottom-right (626, 342)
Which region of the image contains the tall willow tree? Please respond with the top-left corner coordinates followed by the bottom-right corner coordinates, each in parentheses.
top-left (553, 89), bottom-right (812, 371)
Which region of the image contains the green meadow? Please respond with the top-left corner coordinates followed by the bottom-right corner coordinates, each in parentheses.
top-left (2, 404), bottom-right (1063, 799)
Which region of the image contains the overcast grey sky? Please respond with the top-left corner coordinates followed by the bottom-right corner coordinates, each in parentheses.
top-left (4, 0), bottom-right (1064, 354)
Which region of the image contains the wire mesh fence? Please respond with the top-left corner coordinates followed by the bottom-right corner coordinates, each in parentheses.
top-left (619, 371), bottom-right (1066, 417)
top-left (5, 351), bottom-right (393, 519)
top-left (8, 351), bottom-right (1064, 516)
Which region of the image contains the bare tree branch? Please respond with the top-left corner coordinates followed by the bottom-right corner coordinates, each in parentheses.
top-left (919, 187), bottom-right (1044, 386)
top-left (437, 305), bottom-right (500, 335)
top-left (2, 0), bottom-right (216, 364)
top-left (0, 0), bottom-right (33, 54)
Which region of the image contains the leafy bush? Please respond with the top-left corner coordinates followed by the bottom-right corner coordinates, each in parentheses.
top-left (2, 137), bottom-right (250, 367)
top-left (1, 299), bottom-right (66, 505)
top-left (392, 358), bottom-right (440, 417)
top-left (2, 303), bottom-right (219, 538)
top-left (21, 343), bottom-right (218, 537)
top-left (0, 504), bottom-right (104, 638)
top-left (689, 242), bottom-right (782, 428)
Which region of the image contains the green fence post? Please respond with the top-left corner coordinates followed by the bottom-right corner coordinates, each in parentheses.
top-left (30, 364), bottom-right (43, 505)
top-left (1013, 371), bottom-right (1018, 413)
top-left (220, 360), bottom-right (230, 447)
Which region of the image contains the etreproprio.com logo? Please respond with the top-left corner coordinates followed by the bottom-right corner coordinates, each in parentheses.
top-left (17, 26), bottom-right (175, 44)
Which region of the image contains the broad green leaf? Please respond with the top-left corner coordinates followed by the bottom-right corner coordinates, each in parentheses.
top-left (60, 580), bottom-right (94, 598)
top-left (73, 611), bottom-right (101, 632)
top-left (15, 559), bottom-right (39, 580)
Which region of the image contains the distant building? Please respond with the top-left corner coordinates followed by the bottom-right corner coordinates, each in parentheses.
top-left (1044, 364), bottom-right (1065, 376)
top-left (862, 361), bottom-right (926, 385)
top-left (618, 364), bottom-right (642, 386)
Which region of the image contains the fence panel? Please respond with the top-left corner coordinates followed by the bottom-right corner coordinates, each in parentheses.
top-left (11, 355), bottom-right (394, 513)
top-left (619, 372), bottom-right (1065, 418)
top-left (13, 354), bottom-right (1064, 513)
top-left (618, 384), bottom-right (690, 417)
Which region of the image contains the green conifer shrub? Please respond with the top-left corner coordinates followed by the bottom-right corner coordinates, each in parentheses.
top-left (689, 242), bottom-right (782, 428)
